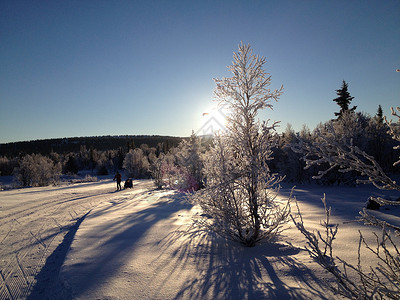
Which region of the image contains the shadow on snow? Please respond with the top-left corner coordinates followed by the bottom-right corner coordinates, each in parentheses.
top-left (154, 224), bottom-right (331, 300)
top-left (58, 182), bottom-right (335, 299)
top-left (63, 186), bottom-right (191, 298)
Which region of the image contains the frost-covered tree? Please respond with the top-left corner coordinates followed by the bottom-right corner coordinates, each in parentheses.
top-left (273, 124), bottom-right (313, 183)
top-left (293, 110), bottom-right (378, 185)
top-left (369, 107), bottom-right (394, 171)
top-left (191, 43), bottom-right (291, 247)
top-left (175, 131), bottom-right (204, 190)
top-left (151, 151), bottom-right (191, 190)
top-left (123, 148), bottom-right (150, 178)
top-left (150, 153), bottom-right (166, 189)
top-left (95, 151), bottom-right (114, 175)
top-left (13, 154), bottom-right (61, 187)
top-left (292, 107), bottom-right (400, 299)
top-left (158, 152), bottom-right (178, 188)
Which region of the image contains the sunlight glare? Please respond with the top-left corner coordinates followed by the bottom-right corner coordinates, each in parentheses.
top-left (195, 103), bottom-right (230, 136)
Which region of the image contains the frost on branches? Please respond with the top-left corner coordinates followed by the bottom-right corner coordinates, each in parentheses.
top-left (150, 133), bottom-right (205, 191)
top-left (190, 43), bottom-right (291, 247)
top-left (13, 154), bottom-right (61, 187)
top-left (174, 131), bottom-right (204, 191)
top-left (123, 148), bottom-right (150, 178)
top-left (292, 108), bottom-right (400, 299)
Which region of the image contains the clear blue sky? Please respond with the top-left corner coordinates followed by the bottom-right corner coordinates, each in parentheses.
top-left (1, 0), bottom-right (399, 143)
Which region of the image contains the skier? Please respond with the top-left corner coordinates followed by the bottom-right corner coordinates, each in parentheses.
top-left (113, 171), bottom-right (122, 191)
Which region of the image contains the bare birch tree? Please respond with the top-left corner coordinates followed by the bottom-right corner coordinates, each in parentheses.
top-left (190, 43), bottom-right (291, 247)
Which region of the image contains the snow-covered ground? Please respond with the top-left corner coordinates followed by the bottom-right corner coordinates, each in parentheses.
top-left (0, 178), bottom-right (116, 299)
top-left (0, 179), bottom-right (399, 299)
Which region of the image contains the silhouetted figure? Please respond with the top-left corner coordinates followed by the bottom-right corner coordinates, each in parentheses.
top-left (124, 178), bottom-right (133, 189)
top-left (113, 172), bottom-right (122, 191)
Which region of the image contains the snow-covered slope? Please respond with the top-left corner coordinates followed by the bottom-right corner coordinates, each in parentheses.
top-left (0, 179), bottom-right (398, 299)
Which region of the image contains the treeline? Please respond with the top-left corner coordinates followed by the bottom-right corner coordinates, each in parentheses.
top-left (0, 135), bottom-right (183, 157)
top-left (272, 109), bottom-right (398, 184)
top-left (0, 135), bottom-right (185, 184)
top-left (270, 81), bottom-right (399, 185)
top-left (1, 108), bottom-right (396, 189)
top-left (0, 133), bottom-right (213, 188)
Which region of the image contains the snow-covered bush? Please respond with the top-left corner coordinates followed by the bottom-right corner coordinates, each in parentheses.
top-left (67, 174), bottom-right (98, 184)
top-left (190, 43), bottom-right (291, 247)
top-left (175, 131), bottom-right (204, 189)
top-left (150, 137), bottom-right (204, 191)
top-left (150, 153), bottom-right (165, 189)
top-left (160, 154), bottom-right (196, 191)
top-left (123, 148), bottom-right (150, 178)
top-left (291, 107), bottom-right (400, 299)
top-left (95, 151), bottom-right (114, 175)
top-left (149, 152), bottom-right (179, 190)
top-left (13, 154), bottom-right (61, 187)
top-left (82, 174), bottom-right (98, 182)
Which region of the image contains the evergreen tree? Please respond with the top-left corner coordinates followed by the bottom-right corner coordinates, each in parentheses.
top-left (376, 104), bottom-right (384, 125)
top-left (127, 139), bottom-right (135, 152)
top-left (333, 80), bottom-right (356, 118)
top-left (64, 155), bottom-right (79, 174)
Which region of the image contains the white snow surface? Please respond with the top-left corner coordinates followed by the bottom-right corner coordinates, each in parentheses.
top-left (0, 178), bottom-right (399, 299)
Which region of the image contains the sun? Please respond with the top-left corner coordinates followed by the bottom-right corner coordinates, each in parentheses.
top-left (196, 103), bottom-right (230, 136)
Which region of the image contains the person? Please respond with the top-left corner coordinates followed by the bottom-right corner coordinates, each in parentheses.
top-left (113, 172), bottom-right (122, 191)
top-left (124, 178), bottom-right (133, 189)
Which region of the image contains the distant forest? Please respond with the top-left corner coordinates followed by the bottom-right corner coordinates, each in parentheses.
top-left (0, 135), bottom-right (185, 157)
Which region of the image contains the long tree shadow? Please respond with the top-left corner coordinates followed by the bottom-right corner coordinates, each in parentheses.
top-left (154, 224), bottom-right (333, 299)
top-left (27, 211), bottom-right (91, 300)
top-left (61, 188), bottom-right (192, 298)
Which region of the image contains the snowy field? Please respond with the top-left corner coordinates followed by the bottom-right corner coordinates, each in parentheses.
top-left (0, 178), bottom-right (399, 299)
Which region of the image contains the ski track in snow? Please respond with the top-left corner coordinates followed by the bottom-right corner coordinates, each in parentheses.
top-left (0, 179), bottom-right (118, 300)
top-left (0, 179), bottom-right (399, 299)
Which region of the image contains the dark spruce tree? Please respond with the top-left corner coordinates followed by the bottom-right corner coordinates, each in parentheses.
top-left (64, 155), bottom-right (79, 174)
top-left (376, 104), bottom-right (384, 125)
top-left (333, 80), bottom-right (356, 118)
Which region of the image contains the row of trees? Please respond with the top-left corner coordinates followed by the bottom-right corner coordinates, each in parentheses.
top-left (0, 134), bottom-right (209, 189)
top-left (0, 142), bottom-right (179, 187)
top-left (0, 92), bottom-right (396, 191)
top-left (273, 106), bottom-right (397, 185)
